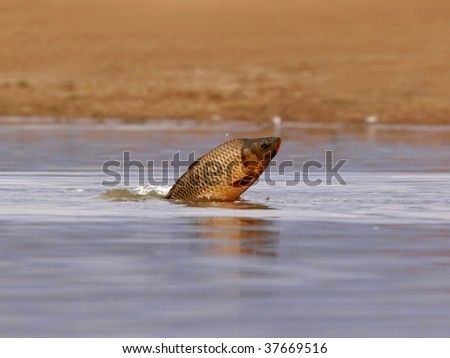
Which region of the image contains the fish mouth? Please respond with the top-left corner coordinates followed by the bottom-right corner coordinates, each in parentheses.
top-left (275, 137), bottom-right (282, 151)
top-left (272, 137), bottom-right (282, 156)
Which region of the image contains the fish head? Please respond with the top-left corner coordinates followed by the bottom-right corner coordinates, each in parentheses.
top-left (241, 137), bottom-right (281, 173)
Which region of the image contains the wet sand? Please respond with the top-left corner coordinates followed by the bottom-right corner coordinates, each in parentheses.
top-left (1, 0), bottom-right (449, 124)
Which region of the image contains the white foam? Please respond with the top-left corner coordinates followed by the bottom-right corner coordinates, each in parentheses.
top-left (134, 185), bottom-right (171, 197)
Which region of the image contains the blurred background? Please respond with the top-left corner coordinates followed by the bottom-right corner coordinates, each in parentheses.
top-left (1, 0), bottom-right (449, 124)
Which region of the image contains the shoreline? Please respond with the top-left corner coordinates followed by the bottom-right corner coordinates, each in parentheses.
top-left (3, 115), bottom-right (450, 132)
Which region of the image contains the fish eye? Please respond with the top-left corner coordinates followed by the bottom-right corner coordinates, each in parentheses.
top-left (261, 143), bottom-right (268, 150)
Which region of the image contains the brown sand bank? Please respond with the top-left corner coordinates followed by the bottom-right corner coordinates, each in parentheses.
top-left (1, 0), bottom-right (449, 124)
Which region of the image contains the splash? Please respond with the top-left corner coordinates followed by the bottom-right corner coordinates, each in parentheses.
top-left (99, 185), bottom-right (171, 202)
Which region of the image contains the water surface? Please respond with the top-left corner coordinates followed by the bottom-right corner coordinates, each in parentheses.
top-left (1, 118), bottom-right (449, 337)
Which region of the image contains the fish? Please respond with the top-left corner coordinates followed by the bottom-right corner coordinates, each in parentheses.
top-left (165, 137), bottom-right (281, 201)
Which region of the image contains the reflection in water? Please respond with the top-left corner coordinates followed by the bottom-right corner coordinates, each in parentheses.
top-left (192, 216), bottom-right (279, 257)
top-left (182, 200), bottom-right (272, 210)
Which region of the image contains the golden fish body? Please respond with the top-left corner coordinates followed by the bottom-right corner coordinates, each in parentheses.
top-left (165, 137), bottom-right (281, 201)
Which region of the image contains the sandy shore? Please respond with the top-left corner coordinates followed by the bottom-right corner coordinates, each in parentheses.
top-left (1, 0), bottom-right (449, 124)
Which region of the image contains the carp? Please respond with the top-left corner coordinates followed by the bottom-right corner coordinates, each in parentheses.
top-left (165, 137), bottom-right (281, 201)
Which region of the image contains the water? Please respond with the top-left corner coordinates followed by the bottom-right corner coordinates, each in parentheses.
top-left (1, 118), bottom-right (450, 337)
